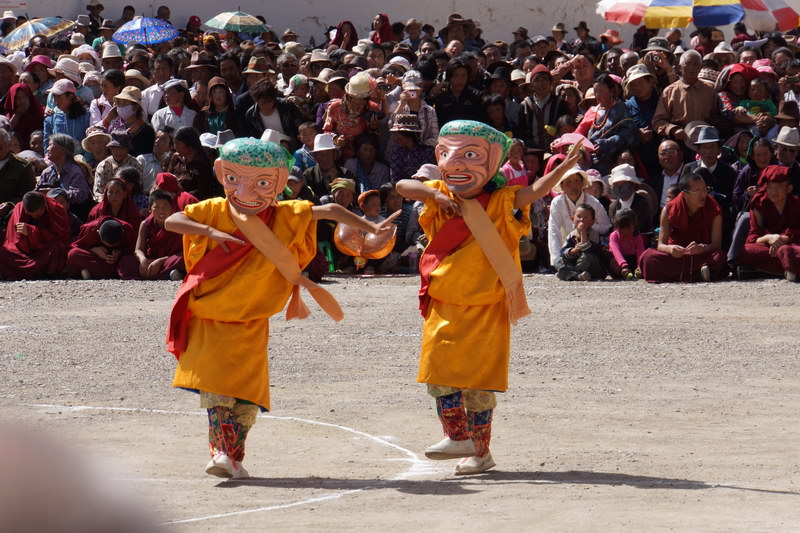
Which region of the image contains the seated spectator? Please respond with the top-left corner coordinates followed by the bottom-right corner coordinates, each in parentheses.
top-left (501, 139), bottom-right (528, 187)
top-left (281, 168), bottom-right (316, 203)
top-left (388, 114), bottom-right (436, 182)
top-left (608, 207), bottom-right (646, 279)
top-left (151, 79), bottom-right (197, 131)
top-left (608, 163), bottom-right (653, 234)
top-left (36, 134), bottom-right (94, 221)
top-left (0, 191), bottom-right (70, 280)
top-left (77, 127), bottom-right (111, 171)
top-left (0, 128), bottom-right (35, 218)
top-left (5, 82), bottom-right (44, 150)
top-left (114, 86), bottom-right (155, 157)
top-left (652, 140), bottom-right (685, 210)
top-left (118, 190), bottom-right (185, 280)
top-left (555, 203), bottom-right (605, 281)
top-left (684, 125), bottom-right (738, 202)
top-left (304, 133), bottom-right (354, 200)
top-left (292, 122), bottom-right (318, 173)
top-left (517, 64), bottom-right (565, 150)
top-left (43, 80), bottom-right (90, 148)
top-left (166, 126), bottom-right (219, 200)
top-left (388, 70), bottom-right (439, 147)
top-left (714, 62), bottom-right (757, 129)
top-left (344, 134), bottom-right (390, 194)
top-left (324, 72), bottom-right (386, 159)
top-left (89, 69), bottom-right (126, 131)
top-left (482, 94), bottom-right (512, 136)
top-left (46, 188), bottom-right (82, 238)
top-left (87, 175), bottom-right (141, 230)
top-left (586, 169), bottom-right (611, 213)
top-left (575, 74), bottom-right (636, 174)
top-left (93, 130), bottom-right (143, 198)
top-left (721, 130), bottom-right (754, 173)
top-left (640, 172), bottom-right (726, 282)
top-left (66, 216), bottom-right (136, 279)
top-left (547, 167), bottom-right (612, 267)
top-left (138, 127), bottom-right (174, 194)
top-left (624, 64), bottom-right (661, 178)
top-left (736, 165), bottom-right (800, 280)
top-left (152, 172), bottom-right (198, 211)
top-left (430, 58), bottom-right (486, 126)
top-left (193, 76), bottom-right (238, 135)
top-left (241, 78), bottom-right (303, 149)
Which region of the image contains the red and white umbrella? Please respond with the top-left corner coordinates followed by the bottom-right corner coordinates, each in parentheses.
top-left (740, 0), bottom-right (800, 31)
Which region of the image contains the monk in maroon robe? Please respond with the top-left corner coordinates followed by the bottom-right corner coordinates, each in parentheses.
top-left (153, 172), bottom-right (198, 211)
top-left (737, 165), bottom-right (800, 279)
top-left (66, 216), bottom-right (137, 279)
top-left (641, 172), bottom-right (726, 282)
top-left (87, 177), bottom-right (142, 231)
top-left (118, 190), bottom-right (185, 280)
top-left (0, 191), bottom-right (70, 279)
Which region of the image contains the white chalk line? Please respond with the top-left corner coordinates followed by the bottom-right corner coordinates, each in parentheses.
top-left (21, 402), bottom-right (443, 525)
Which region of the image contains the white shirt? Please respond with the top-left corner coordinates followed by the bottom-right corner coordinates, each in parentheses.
top-left (620, 195), bottom-right (634, 209)
top-left (547, 191), bottom-right (612, 266)
top-left (259, 109), bottom-right (284, 134)
top-left (141, 83), bottom-right (166, 118)
top-left (151, 106), bottom-right (197, 132)
top-left (137, 153), bottom-right (161, 193)
top-left (660, 165), bottom-right (683, 207)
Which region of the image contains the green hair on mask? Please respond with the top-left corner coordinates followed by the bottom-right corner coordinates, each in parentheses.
top-left (438, 120), bottom-right (512, 191)
top-left (219, 137), bottom-right (295, 170)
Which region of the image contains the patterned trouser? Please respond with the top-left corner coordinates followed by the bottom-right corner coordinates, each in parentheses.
top-left (427, 384), bottom-right (497, 411)
top-left (200, 392), bottom-right (259, 463)
top-left (427, 384), bottom-right (496, 458)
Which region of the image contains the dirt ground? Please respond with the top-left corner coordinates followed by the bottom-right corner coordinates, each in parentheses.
top-left (0, 274), bottom-right (799, 532)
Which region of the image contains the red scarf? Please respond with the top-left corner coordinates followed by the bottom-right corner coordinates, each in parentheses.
top-left (4, 197), bottom-right (71, 254)
top-left (4, 83), bottom-right (44, 149)
top-left (167, 206), bottom-right (275, 359)
top-left (666, 192), bottom-right (721, 246)
top-left (87, 184), bottom-right (142, 230)
top-left (418, 191), bottom-right (491, 317)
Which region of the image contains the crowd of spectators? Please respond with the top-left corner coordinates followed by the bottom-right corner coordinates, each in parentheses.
top-left (0, 7), bottom-right (799, 283)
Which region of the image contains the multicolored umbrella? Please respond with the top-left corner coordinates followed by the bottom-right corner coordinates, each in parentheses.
top-left (741, 0), bottom-right (800, 31)
top-left (2, 17), bottom-right (75, 51)
top-left (204, 11), bottom-right (267, 34)
top-left (692, 0), bottom-right (745, 27)
top-left (597, 0), bottom-right (694, 28)
top-left (112, 17), bottom-right (178, 45)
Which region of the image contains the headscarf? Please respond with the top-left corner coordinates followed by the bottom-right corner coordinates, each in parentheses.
top-left (4, 83), bottom-right (44, 149)
top-left (155, 172), bottom-right (198, 211)
top-left (439, 120), bottom-right (513, 190)
top-left (371, 14), bottom-right (395, 44)
top-left (87, 178), bottom-right (142, 229)
top-left (330, 20), bottom-right (358, 51)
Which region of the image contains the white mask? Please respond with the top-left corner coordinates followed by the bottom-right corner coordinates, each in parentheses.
top-left (117, 104), bottom-right (136, 120)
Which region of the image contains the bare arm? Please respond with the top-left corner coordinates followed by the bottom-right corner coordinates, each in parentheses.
top-left (134, 221), bottom-right (148, 263)
top-left (164, 212), bottom-right (245, 252)
top-left (311, 203), bottom-right (399, 235)
top-left (514, 138), bottom-right (584, 209)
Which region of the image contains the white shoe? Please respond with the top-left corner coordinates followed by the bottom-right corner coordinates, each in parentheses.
top-left (786, 270), bottom-right (797, 282)
top-left (700, 265), bottom-right (711, 282)
top-left (205, 453), bottom-right (234, 478)
top-left (80, 268), bottom-right (92, 280)
top-left (424, 437), bottom-right (475, 460)
top-left (454, 452), bottom-right (496, 475)
top-left (231, 461), bottom-right (250, 479)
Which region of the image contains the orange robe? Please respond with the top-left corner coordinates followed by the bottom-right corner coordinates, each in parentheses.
top-left (172, 198), bottom-right (317, 411)
top-left (417, 181), bottom-right (530, 392)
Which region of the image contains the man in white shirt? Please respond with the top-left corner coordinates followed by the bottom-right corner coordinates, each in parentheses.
top-left (547, 168), bottom-right (612, 267)
top-left (141, 54), bottom-right (174, 118)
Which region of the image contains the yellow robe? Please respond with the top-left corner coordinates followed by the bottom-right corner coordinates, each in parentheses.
top-left (172, 198), bottom-right (317, 411)
top-left (417, 181), bottom-right (530, 392)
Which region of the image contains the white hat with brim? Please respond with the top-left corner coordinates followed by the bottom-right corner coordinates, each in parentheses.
top-left (81, 129), bottom-right (112, 152)
top-left (774, 126), bottom-right (800, 147)
top-left (608, 163), bottom-right (643, 186)
top-left (553, 167), bottom-right (591, 193)
top-left (261, 128), bottom-right (291, 145)
top-left (101, 44), bottom-right (122, 59)
top-left (624, 63), bottom-right (655, 87)
top-left (0, 56), bottom-right (18, 75)
top-left (49, 58), bottom-right (81, 85)
top-left (124, 69), bottom-right (151, 87)
top-left (345, 72), bottom-right (372, 98)
top-left (312, 133), bottom-right (337, 153)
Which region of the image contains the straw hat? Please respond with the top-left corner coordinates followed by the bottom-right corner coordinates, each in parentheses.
top-left (554, 167), bottom-right (591, 193)
top-left (124, 69), bottom-right (150, 88)
top-left (81, 127), bottom-right (111, 152)
top-left (309, 49), bottom-right (331, 65)
top-left (113, 86), bottom-right (142, 106)
top-left (49, 57), bottom-right (81, 84)
top-left (345, 72), bottom-right (372, 98)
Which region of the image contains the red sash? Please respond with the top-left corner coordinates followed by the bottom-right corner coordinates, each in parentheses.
top-left (166, 208), bottom-right (274, 359)
top-left (418, 192), bottom-right (490, 317)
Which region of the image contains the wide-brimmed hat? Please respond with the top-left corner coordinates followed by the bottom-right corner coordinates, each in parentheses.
top-left (107, 129), bottom-right (132, 149)
top-left (344, 72), bottom-right (372, 98)
top-left (127, 48), bottom-right (150, 65)
top-left (243, 56), bottom-right (272, 75)
top-left (552, 133), bottom-right (595, 153)
top-left (574, 21), bottom-right (590, 32)
top-left (49, 57), bottom-right (81, 84)
top-left (554, 167), bottom-right (591, 192)
top-left (81, 127), bottom-right (111, 152)
top-left (99, 19), bottom-right (115, 31)
top-left (774, 126), bottom-right (800, 147)
top-left (284, 42), bottom-right (305, 59)
top-left (683, 120), bottom-right (711, 151)
top-left (282, 28), bottom-right (298, 41)
top-left (124, 69), bottom-right (150, 87)
top-left (387, 56), bottom-right (412, 72)
top-left (86, 0), bottom-right (104, 8)
top-left (214, 129), bottom-right (236, 148)
top-left (487, 66), bottom-right (512, 86)
top-left (309, 49), bottom-right (331, 65)
top-left (643, 37), bottom-right (671, 53)
top-left (79, 61), bottom-right (97, 75)
top-left (185, 51), bottom-right (218, 70)
top-left (552, 22), bottom-right (567, 33)
top-left (261, 128), bottom-right (291, 145)
top-left (310, 67), bottom-right (334, 84)
top-left (712, 41), bottom-right (735, 57)
top-left (513, 27), bottom-right (529, 39)
top-left (624, 63), bottom-right (655, 87)
top-left (388, 42), bottom-right (417, 63)
top-left (579, 87), bottom-right (596, 108)
top-left (692, 126), bottom-right (721, 151)
top-left (2, 10), bottom-right (15, 20)
top-left (75, 14), bottom-right (90, 27)
top-left (511, 69), bottom-right (527, 85)
top-left (70, 33), bottom-right (86, 47)
top-left (101, 44), bottom-right (122, 59)
top-left (312, 133), bottom-right (337, 153)
top-left (600, 29), bottom-right (623, 46)
top-left (25, 54), bottom-right (52, 72)
top-left (390, 113), bottom-right (422, 133)
top-left (113, 85), bottom-right (142, 106)
top-left (775, 100), bottom-right (800, 121)
top-left (441, 13), bottom-right (475, 39)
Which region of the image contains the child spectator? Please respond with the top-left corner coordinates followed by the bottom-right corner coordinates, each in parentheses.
top-left (608, 208), bottom-right (646, 279)
top-left (358, 189), bottom-right (384, 224)
top-left (66, 216), bottom-right (137, 279)
top-left (119, 190), bottom-right (185, 280)
top-left (293, 122), bottom-right (318, 173)
top-left (285, 74), bottom-right (314, 121)
top-left (556, 203), bottom-right (605, 281)
top-left (501, 139), bottom-right (528, 187)
top-left (737, 78), bottom-right (777, 118)
top-left (586, 169), bottom-right (610, 213)
top-left (93, 130), bottom-right (143, 198)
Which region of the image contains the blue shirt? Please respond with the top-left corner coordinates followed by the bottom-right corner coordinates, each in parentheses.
top-left (43, 109), bottom-right (90, 150)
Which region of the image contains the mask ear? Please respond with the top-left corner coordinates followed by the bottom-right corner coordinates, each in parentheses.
top-left (214, 159), bottom-right (226, 187)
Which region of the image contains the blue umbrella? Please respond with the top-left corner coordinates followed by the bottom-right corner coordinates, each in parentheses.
top-left (112, 17), bottom-right (178, 46)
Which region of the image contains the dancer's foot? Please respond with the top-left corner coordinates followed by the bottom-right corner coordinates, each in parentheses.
top-left (231, 461), bottom-right (250, 479)
top-left (453, 452), bottom-right (495, 475)
top-left (424, 437), bottom-right (475, 460)
top-left (205, 452), bottom-right (234, 478)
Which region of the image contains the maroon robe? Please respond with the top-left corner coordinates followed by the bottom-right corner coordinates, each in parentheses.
top-left (155, 172), bottom-right (199, 211)
top-left (66, 216), bottom-right (137, 279)
top-left (118, 215), bottom-right (185, 280)
top-left (0, 197), bottom-right (71, 279)
top-left (87, 187), bottom-right (142, 231)
top-left (641, 193), bottom-right (726, 282)
top-left (738, 194), bottom-right (800, 275)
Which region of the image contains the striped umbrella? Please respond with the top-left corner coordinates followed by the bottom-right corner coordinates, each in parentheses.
top-left (596, 0), bottom-right (693, 28)
top-left (693, 0), bottom-right (745, 26)
top-left (741, 0), bottom-right (800, 31)
top-left (2, 17), bottom-right (75, 51)
top-left (204, 11), bottom-right (268, 34)
top-left (112, 17), bottom-right (178, 45)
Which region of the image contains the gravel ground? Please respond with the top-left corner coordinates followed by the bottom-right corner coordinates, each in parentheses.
top-left (0, 275), bottom-right (798, 532)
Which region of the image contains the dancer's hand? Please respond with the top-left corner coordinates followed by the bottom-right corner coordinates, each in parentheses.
top-left (208, 228), bottom-right (246, 252)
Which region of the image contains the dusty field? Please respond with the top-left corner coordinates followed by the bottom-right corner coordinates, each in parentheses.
top-left (0, 275), bottom-right (799, 532)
